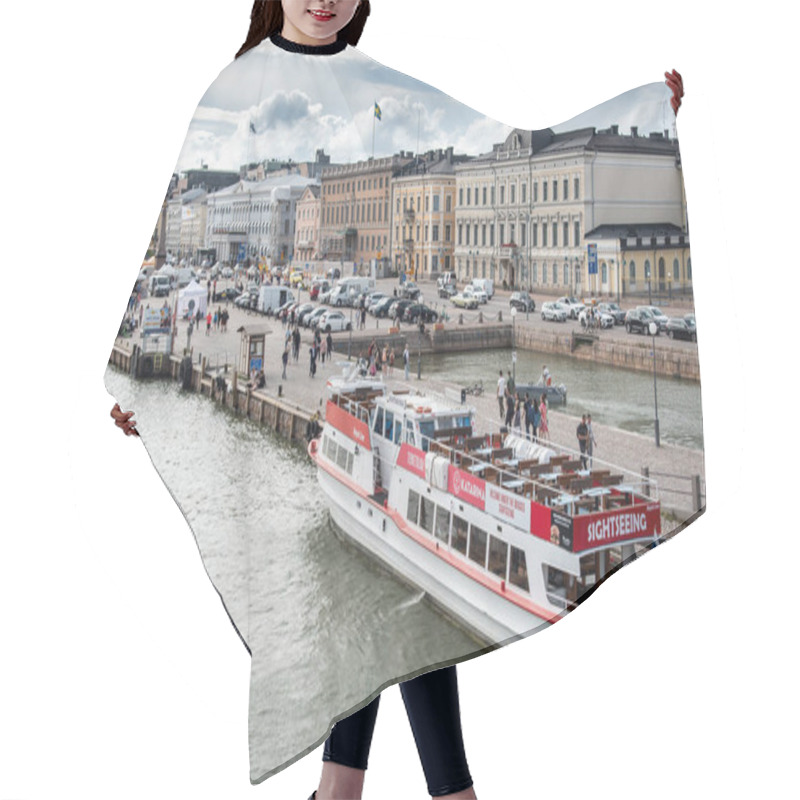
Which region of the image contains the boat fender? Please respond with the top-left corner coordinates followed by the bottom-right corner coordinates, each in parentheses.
top-left (500, 580), bottom-right (506, 593)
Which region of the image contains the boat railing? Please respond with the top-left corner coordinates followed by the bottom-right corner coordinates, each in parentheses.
top-left (324, 389), bottom-right (658, 515)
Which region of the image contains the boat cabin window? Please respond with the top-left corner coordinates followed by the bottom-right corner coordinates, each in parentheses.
top-left (405, 419), bottom-right (416, 446)
top-left (407, 489), bottom-right (420, 524)
top-left (434, 507), bottom-right (451, 544)
top-left (384, 410), bottom-right (395, 441)
top-left (419, 420), bottom-right (435, 452)
top-left (509, 546), bottom-right (529, 592)
top-left (468, 525), bottom-right (488, 568)
top-left (488, 535), bottom-right (508, 580)
top-left (372, 407), bottom-right (384, 436)
top-left (394, 419), bottom-right (403, 443)
top-left (452, 515), bottom-right (468, 555)
top-left (419, 496), bottom-right (435, 534)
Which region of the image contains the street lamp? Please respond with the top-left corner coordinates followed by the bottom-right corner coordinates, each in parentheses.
top-left (649, 320), bottom-right (661, 447)
top-left (510, 305), bottom-right (517, 384)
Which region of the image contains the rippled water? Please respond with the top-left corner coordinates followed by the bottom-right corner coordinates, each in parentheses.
top-left (425, 347), bottom-right (704, 449)
top-left (104, 370), bottom-right (480, 780)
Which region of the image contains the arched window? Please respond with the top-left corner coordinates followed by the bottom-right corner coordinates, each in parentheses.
top-left (629, 260), bottom-right (636, 283)
top-left (601, 262), bottom-right (608, 283)
top-left (687, 257), bottom-right (692, 280)
top-left (563, 263), bottom-right (569, 285)
top-left (644, 259), bottom-right (651, 280)
top-left (673, 258), bottom-right (680, 282)
top-left (533, 262), bottom-right (538, 284)
top-left (552, 263), bottom-right (557, 284)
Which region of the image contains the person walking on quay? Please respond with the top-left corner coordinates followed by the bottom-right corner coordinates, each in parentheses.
top-left (360, 305), bottom-right (367, 330)
top-left (506, 369), bottom-right (515, 397)
top-left (577, 415), bottom-right (589, 470)
top-left (531, 395), bottom-right (541, 440)
top-left (523, 393), bottom-right (532, 438)
top-left (504, 387), bottom-right (515, 428)
top-left (388, 346), bottom-right (395, 376)
top-left (513, 391), bottom-right (522, 431)
top-left (538, 394), bottom-right (550, 440)
top-left (281, 345), bottom-right (289, 380)
top-left (497, 370), bottom-right (506, 419)
top-left (403, 343), bottom-right (410, 381)
top-left (213, 309), bottom-right (219, 330)
top-left (320, 335), bottom-right (327, 365)
top-left (186, 319), bottom-right (194, 350)
top-left (326, 331), bottom-right (333, 362)
top-left (309, 342), bottom-right (317, 378)
top-left (587, 413), bottom-right (597, 468)
top-left (293, 327), bottom-right (301, 362)
top-left (205, 310), bottom-right (212, 336)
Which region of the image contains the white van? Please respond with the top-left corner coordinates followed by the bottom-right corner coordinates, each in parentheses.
top-left (257, 285), bottom-right (295, 314)
top-left (148, 274), bottom-right (171, 297)
top-left (471, 278), bottom-right (494, 299)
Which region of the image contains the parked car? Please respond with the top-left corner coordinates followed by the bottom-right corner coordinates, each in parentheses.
top-left (366, 292), bottom-right (388, 313)
top-left (463, 285), bottom-right (488, 304)
top-left (391, 299), bottom-right (414, 321)
top-left (438, 283), bottom-right (457, 299)
top-left (556, 296), bottom-right (585, 319)
top-left (371, 296), bottom-right (395, 318)
top-left (306, 307), bottom-right (330, 329)
top-left (295, 303), bottom-right (316, 326)
top-left (625, 307), bottom-right (658, 334)
top-left (402, 282), bottom-right (421, 300)
top-left (404, 303), bottom-right (439, 324)
top-left (279, 301), bottom-right (300, 322)
top-left (215, 287), bottom-right (240, 302)
top-left (451, 292), bottom-right (478, 310)
top-left (319, 309), bottom-right (352, 332)
top-left (666, 314), bottom-right (697, 342)
top-left (638, 305), bottom-right (669, 332)
top-left (221, 267), bottom-right (234, 278)
top-left (596, 302), bottom-right (626, 325)
top-left (541, 302), bottom-right (568, 322)
top-left (509, 291), bottom-right (535, 312)
top-left (309, 280), bottom-right (329, 301)
top-left (579, 307), bottom-right (614, 329)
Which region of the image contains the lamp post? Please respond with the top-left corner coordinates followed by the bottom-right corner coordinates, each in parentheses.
top-left (510, 305), bottom-right (517, 384)
top-left (649, 321), bottom-right (661, 447)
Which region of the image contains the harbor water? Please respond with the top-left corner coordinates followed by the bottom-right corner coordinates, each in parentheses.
top-left (105, 370), bottom-right (480, 780)
top-left (425, 348), bottom-right (704, 450)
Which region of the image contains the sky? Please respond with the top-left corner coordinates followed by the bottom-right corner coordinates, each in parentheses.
top-left (174, 39), bottom-right (673, 173)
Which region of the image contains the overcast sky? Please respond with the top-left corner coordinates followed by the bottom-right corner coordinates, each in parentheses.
top-left (174, 39), bottom-right (674, 173)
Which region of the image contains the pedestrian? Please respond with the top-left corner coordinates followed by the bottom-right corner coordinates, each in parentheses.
top-left (293, 327), bottom-right (301, 362)
top-left (361, 305), bottom-right (367, 330)
top-left (205, 310), bottom-right (212, 336)
top-left (513, 391), bottom-right (522, 430)
top-left (309, 343), bottom-right (317, 378)
top-left (186, 319), bottom-right (194, 348)
top-left (320, 336), bottom-right (327, 364)
top-left (497, 369), bottom-right (506, 419)
top-left (504, 387), bottom-right (515, 428)
top-left (507, 369), bottom-right (515, 396)
top-left (587, 413), bottom-right (597, 468)
top-left (538, 394), bottom-right (549, 440)
top-left (281, 346), bottom-right (289, 380)
top-left (539, 364), bottom-right (551, 386)
top-left (523, 393), bottom-right (532, 437)
top-left (403, 343), bottom-right (410, 381)
top-left (326, 331), bottom-right (333, 361)
top-left (531, 395), bottom-right (541, 439)
top-left (388, 347), bottom-right (395, 376)
top-left (577, 414), bottom-right (589, 469)
top-left (382, 344), bottom-right (389, 372)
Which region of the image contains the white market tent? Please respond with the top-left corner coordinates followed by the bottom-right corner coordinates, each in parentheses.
top-left (177, 280), bottom-right (207, 319)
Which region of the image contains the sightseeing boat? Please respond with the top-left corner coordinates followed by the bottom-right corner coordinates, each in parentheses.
top-left (308, 370), bottom-right (661, 646)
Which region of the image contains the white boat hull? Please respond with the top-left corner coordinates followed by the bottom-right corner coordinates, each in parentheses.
top-left (318, 467), bottom-right (553, 647)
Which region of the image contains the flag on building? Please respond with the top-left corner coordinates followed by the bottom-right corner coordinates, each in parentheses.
top-left (374, 102), bottom-right (381, 121)
top-left (250, 120), bottom-right (257, 134)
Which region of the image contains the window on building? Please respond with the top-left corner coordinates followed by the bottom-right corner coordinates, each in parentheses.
top-left (553, 180), bottom-right (558, 202)
top-left (543, 182), bottom-right (548, 202)
top-left (433, 195), bottom-right (440, 212)
top-left (473, 224), bottom-right (478, 246)
top-left (552, 223), bottom-right (557, 247)
top-left (533, 182), bottom-right (538, 202)
top-left (522, 183), bottom-right (527, 204)
top-left (552, 263), bottom-right (557, 284)
top-left (629, 260), bottom-right (636, 283)
top-left (542, 225), bottom-right (547, 248)
top-left (601, 262), bottom-right (608, 283)
top-left (563, 263), bottom-right (569, 285)
top-left (474, 187), bottom-right (479, 205)
top-left (533, 262), bottom-right (538, 283)
top-left (482, 186), bottom-right (487, 205)
top-left (481, 225), bottom-right (486, 246)
top-left (574, 220), bottom-right (580, 247)
top-left (510, 224), bottom-right (515, 244)
top-left (458, 224), bottom-right (462, 246)
top-left (445, 224), bottom-right (451, 242)
top-left (491, 186), bottom-right (495, 205)
top-left (563, 222), bottom-right (569, 248)
top-left (459, 188), bottom-right (463, 206)
top-left (574, 177), bottom-right (580, 199)
top-left (425, 195), bottom-right (429, 212)
top-left (511, 184), bottom-right (516, 204)
top-left (490, 224), bottom-right (495, 246)
top-left (446, 194), bottom-right (451, 212)
top-left (521, 223), bottom-right (526, 247)
top-left (500, 185), bottom-right (505, 205)
top-left (563, 178), bottom-right (568, 199)
top-left (673, 258), bottom-right (680, 281)
top-left (499, 224), bottom-right (505, 245)
top-left (433, 225), bottom-right (439, 242)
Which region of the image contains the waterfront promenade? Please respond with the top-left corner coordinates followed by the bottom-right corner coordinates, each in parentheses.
top-left (112, 293), bottom-right (705, 523)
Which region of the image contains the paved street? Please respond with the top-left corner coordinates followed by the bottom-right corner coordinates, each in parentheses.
top-left (115, 275), bottom-right (704, 519)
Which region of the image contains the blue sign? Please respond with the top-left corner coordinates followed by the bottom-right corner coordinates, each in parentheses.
top-left (249, 356), bottom-right (263, 372)
top-left (587, 243), bottom-right (598, 276)
top-left (238, 244), bottom-right (247, 261)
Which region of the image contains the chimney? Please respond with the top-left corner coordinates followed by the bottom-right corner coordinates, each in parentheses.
top-left (610, 124), bottom-right (619, 135)
top-left (631, 126), bottom-right (638, 137)
top-left (664, 129), bottom-right (670, 140)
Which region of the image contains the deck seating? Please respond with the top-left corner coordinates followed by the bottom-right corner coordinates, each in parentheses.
top-left (569, 477), bottom-right (593, 493)
top-left (549, 454), bottom-right (570, 467)
top-left (596, 473), bottom-right (624, 486)
top-left (590, 469), bottom-right (611, 480)
top-left (490, 447), bottom-right (514, 463)
top-left (465, 435), bottom-right (487, 451)
top-left (560, 459), bottom-right (583, 472)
